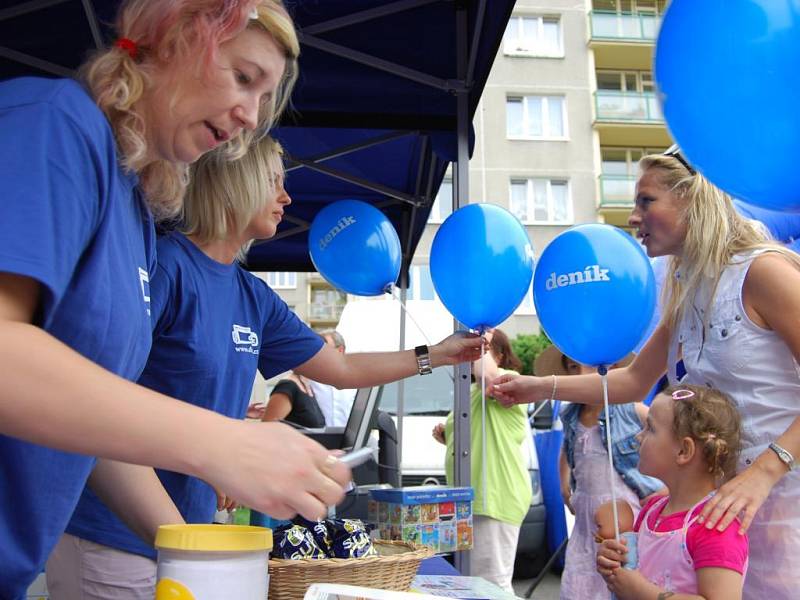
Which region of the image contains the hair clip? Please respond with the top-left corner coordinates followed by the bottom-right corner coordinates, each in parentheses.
top-left (706, 433), bottom-right (717, 440)
top-left (250, 7), bottom-right (259, 19)
top-left (672, 389), bottom-right (695, 400)
top-left (114, 38), bottom-right (138, 60)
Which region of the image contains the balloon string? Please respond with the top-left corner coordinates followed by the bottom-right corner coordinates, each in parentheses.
top-left (602, 369), bottom-right (620, 543)
top-left (481, 336), bottom-right (487, 514)
top-left (389, 286), bottom-right (433, 346)
top-left (389, 286), bottom-right (454, 382)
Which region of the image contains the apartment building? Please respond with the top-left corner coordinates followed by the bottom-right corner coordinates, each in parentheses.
top-left (259, 0), bottom-right (673, 340)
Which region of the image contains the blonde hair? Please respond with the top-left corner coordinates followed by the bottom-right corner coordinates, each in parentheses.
top-left (665, 385), bottom-right (741, 481)
top-left (80, 0), bottom-right (299, 220)
top-left (182, 135), bottom-right (285, 261)
top-left (639, 154), bottom-right (800, 329)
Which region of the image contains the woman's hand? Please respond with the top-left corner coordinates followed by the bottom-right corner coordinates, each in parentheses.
top-left (489, 373), bottom-right (546, 407)
top-left (204, 420), bottom-right (351, 521)
top-left (214, 487), bottom-right (239, 511)
top-left (432, 423), bottom-right (446, 445)
top-left (430, 332), bottom-right (483, 367)
top-left (698, 457), bottom-right (782, 534)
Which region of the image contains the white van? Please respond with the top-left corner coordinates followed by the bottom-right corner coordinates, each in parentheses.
top-left (337, 296), bottom-right (549, 575)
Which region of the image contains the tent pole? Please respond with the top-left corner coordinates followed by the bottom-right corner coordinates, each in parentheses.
top-left (397, 283), bottom-right (407, 482)
top-left (452, 0), bottom-right (472, 576)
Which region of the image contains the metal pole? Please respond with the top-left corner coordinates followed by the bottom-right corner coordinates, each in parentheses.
top-left (397, 283), bottom-right (408, 481)
top-left (452, 0), bottom-right (471, 576)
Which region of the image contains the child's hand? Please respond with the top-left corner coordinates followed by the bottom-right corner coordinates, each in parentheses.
top-left (560, 482), bottom-right (575, 515)
top-left (604, 567), bottom-right (652, 600)
top-left (596, 537), bottom-right (627, 579)
top-left (431, 423), bottom-right (446, 445)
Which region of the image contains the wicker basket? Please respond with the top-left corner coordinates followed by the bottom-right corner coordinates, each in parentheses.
top-left (268, 540), bottom-right (433, 600)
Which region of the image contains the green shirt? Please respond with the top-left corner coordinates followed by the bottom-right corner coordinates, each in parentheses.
top-left (444, 368), bottom-right (532, 525)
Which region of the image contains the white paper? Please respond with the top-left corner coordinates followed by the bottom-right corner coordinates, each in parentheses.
top-left (304, 583), bottom-right (450, 600)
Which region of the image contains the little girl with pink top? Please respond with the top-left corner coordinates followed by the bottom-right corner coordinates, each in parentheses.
top-left (597, 385), bottom-right (748, 600)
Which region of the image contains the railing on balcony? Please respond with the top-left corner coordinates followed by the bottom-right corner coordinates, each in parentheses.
top-left (589, 11), bottom-right (659, 42)
top-left (595, 90), bottom-right (662, 123)
top-left (308, 303), bottom-right (345, 321)
top-left (599, 174), bottom-right (636, 207)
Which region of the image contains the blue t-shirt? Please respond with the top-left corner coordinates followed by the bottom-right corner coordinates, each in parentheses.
top-left (0, 78), bottom-right (155, 599)
top-left (67, 232), bottom-right (324, 558)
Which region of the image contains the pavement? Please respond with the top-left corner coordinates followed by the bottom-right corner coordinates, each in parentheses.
top-left (513, 571), bottom-right (561, 600)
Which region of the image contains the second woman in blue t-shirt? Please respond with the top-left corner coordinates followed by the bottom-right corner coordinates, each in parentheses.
top-left (49, 136), bottom-right (481, 597)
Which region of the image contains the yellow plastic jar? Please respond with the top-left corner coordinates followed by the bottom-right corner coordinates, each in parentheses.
top-left (155, 524), bottom-right (272, 600)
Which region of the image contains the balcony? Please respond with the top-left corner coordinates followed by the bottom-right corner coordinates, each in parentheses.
top-left (593, 91), bottom-right (671, 146)
top-left (597, 175), bottom-right (637, 228)
top-left (595, 90), bottom-right (661, 122)
top-left (589, 11), bottom-right (659, 42)
top-left (599, 175), bottom-right (635, 207)
top-left (589, 11), bottom-right (658, 70)
top-left (308, 302), bottom-right (345, 322)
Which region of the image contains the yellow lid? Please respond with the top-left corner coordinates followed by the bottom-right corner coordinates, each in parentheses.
top-left (155, 525), bottom-right (272, 552)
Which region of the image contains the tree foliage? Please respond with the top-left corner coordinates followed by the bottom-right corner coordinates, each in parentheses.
top-left (510, 332), bottom-right (552, 376)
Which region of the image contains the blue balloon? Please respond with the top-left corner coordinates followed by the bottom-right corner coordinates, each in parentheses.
top-left (534, 224), bottom-right (656, 366)
top-left (655, 0), bottom-right (800, 211)
top-left (309, 200), bottom-right (401, 296)
top-left (734, 200), bottom-right (800, 243)
top-left (430, 204), bottom-right (534, 331)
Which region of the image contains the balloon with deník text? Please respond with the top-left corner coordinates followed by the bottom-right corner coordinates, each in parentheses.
top-left (656, 0), bottom-right (800, 211)
top-left (430, 203), bottom-right (534, 331)
top-left (309, 200), bottom-right (401, 296)
top-left (533, 224), bottom-right (655, 366)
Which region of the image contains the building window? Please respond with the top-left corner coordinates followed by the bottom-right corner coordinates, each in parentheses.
top-left (593, 0), bottom-right (668, 15)
top-left (503, 15), bottom-right (563, 57)
top-left (509, 178), bottom-right (571, 224)
top-left (407, 265), bottom-right (436, 301)
top-left (429, 176), bottom-right (453, 223)
top-left (596, 70), bottom-right (653, 92)
top-left (601, 147), bottom-right (666, 176)
top-left (506, 95), bottom-right (567, 139)
top-left (264, 272), bottom-right (297, 289)
top-left (514, 281), bottom-right (536, 315)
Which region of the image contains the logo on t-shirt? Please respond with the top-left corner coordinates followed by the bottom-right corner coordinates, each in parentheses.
top-left (138, 267), bottom-right (151, 316)
top-left (232, 324), bottom-right (259, 355)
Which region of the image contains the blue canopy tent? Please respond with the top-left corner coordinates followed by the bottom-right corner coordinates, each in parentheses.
top-left (0, 0), bottom-right (510, 276)
top-left (1, 0), bottom-right (517, 574)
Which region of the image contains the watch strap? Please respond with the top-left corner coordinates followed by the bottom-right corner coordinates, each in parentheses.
top-left (769, 442), bottom-right (796, 471)
top-left (414, 345), bottom-right (432, 375)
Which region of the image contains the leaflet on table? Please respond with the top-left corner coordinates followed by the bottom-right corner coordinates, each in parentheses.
top-left (409, 575), bottom-right (519, 600)
top-left (369, 486), bottom-right (474, 505)
top-left (303, 583), bottom-right (449, 600)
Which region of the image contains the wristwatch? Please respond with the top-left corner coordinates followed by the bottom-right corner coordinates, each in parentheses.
top-left (414, 345), bottom-right (433, 375)
top-left (769, 442), bottom-right (796, 471)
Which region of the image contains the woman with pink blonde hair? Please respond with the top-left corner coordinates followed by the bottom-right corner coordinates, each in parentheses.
top-left (0, 2), bottom-right (351, 598)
